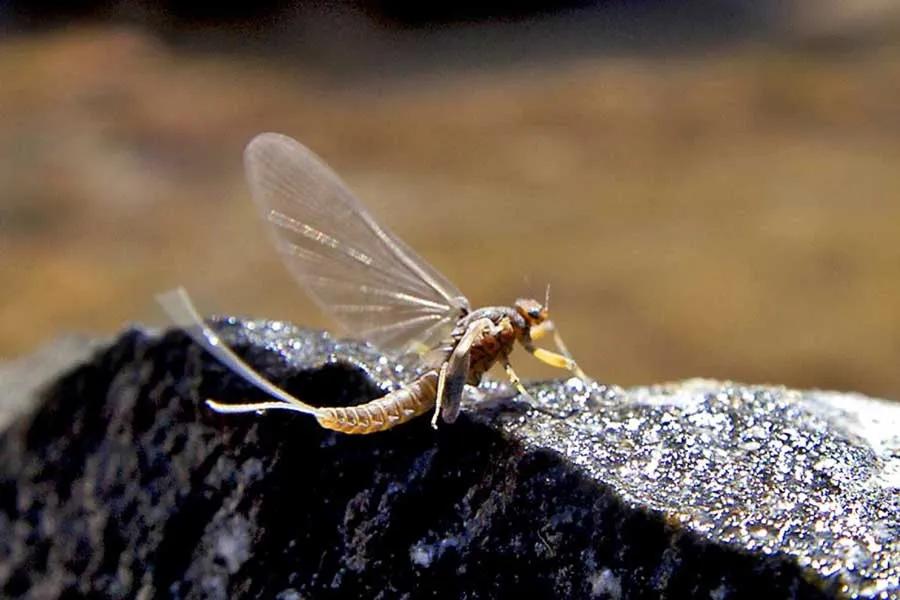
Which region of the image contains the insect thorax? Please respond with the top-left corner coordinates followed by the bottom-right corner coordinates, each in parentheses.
top-left (422, 306), bottom-right (524, 379)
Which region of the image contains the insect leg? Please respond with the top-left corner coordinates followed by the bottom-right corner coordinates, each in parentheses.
top-left (431, 362), bottom-right (449, 429)
top-left (529, 320), bottom-right (587, 380)
top-left (523, 341), bottom-right (588, 380)
top-left (528, 320), bottom-right (553, 341)
top-left (502, 359), bottom-right (535, 403)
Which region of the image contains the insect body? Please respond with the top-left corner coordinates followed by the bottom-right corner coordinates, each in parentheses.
top-left (158, 133), bottom-right (587, 434)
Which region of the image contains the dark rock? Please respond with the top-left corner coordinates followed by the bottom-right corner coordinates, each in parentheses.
top-left (0, 318), bottom-right (897, 599)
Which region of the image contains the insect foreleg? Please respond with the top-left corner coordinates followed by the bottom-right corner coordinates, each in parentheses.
top-left (523, 340), bottom-right (588, 381)
top-left (529, 320), bottom-right (587, 379)
top-left (529, 320), bottom-right (553, 341)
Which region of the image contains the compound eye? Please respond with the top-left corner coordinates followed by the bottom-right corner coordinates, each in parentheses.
top-left (528, 309), bottom-right (540, 319)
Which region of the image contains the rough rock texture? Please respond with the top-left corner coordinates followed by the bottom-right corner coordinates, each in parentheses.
top-left (0, 319), bottom-right (897, 599)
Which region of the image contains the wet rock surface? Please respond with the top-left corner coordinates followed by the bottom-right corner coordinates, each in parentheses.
top-left (0, 319), bottom-right (897, 599)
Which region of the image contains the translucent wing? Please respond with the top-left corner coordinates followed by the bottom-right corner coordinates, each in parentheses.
top-left (244, 133), bottom-right (469, 352)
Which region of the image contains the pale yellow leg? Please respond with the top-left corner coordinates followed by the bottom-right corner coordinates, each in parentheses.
top-left (528, 346), bottom-right (588, 380)
top-left (531, 320), bottom-right (585, 372)
top-left (503, 360), bottom-right (535, 403)
top-left (530, 321), bottom-right (553, 342)
top-left (431, 362), bottom-right (449, 429)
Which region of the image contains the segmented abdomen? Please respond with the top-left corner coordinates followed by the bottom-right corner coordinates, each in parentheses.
top-left (315, 370), bottom-right (438, 434)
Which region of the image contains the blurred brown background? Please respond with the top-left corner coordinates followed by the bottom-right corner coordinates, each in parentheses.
top-left (1, 2), bottom-right (899, 399)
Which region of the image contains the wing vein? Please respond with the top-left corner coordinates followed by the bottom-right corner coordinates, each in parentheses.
top-left (244, 133), bottom-right (469, 351)
top-left (270, 211), bottom-right (435, 295)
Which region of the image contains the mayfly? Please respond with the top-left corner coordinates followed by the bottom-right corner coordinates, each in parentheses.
top-left (158, 133), bottom-right (588, 434)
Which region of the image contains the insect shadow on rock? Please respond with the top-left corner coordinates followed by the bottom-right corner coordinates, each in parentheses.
top-left (158, 133), bottom-right (589, 434)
